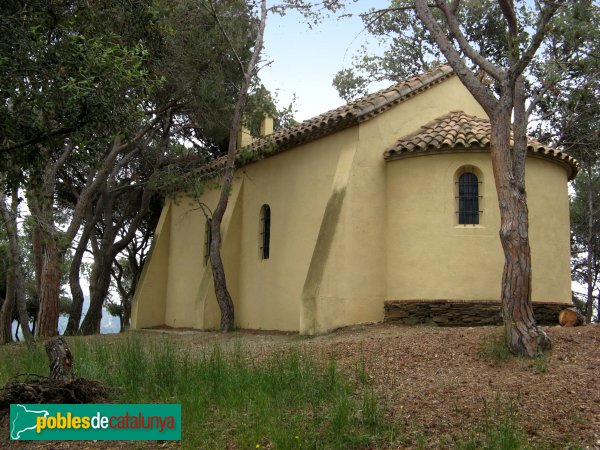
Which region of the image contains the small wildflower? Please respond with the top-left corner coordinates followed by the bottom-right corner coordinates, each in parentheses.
top-left (256, 445), bottom-right (260, 449)
top-left (295, 436), bottom-right (299, 439)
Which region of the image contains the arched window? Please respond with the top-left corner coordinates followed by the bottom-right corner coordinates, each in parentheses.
top-left (260, 204), bottom-right (271, 259)
top-left (204, 219), bottom-right (212, 265)
top-left (458, 172), bottom-right (479, 224)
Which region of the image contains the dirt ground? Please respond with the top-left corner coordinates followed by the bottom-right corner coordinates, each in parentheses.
top-left (1, 323), bottom-right (599, 449)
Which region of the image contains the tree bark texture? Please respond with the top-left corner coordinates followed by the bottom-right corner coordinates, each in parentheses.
top-left (585, 160), bottom-right (595, 323)
top-left (490, 112), bottom-right (551, 357)
top-left (45, 337), bottom-right (74, 380)
top-left (0, 274), bottom-right (15, 344)
top-left (30, 138), bottom-right (128, 338)
top-left (412, 0), bottom-right (559, 356)
top-left (0, 188), bottom-right (16, 343)
top-left (30, 211), bottom-right (44, 297)
top-left (210, 193), bottom-right (235, 332)
top-left (66, 254), bottom-right (86, 335)
top-left (36, 241), bottom-right (64, 338)
top-left (80, 247), bottom-right (111, 335)
top-left (66, 205), bottom-right (99, 335)
top-left (0, 187), bottom-right (33, 343)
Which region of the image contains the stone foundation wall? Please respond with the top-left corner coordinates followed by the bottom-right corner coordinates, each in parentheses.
top-left (384, 300), bottom-right (572, 326)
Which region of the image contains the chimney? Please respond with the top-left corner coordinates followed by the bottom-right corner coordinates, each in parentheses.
top-left (236, 125), bottom-right (253, 148)
top-left (260, 116), bottom-right (274, 136)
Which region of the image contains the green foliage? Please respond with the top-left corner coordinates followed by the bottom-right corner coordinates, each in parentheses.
top-left (104, 298), bottom-right (123, 319)
top-left (245, 84), bottom-right (279, 135)
top-left (58, 296), bottom-right (73, 318)
top-left (0, 0), bottom-right (156, 167)
top-left (152, 0), bottom-right (256, 150)
top-left (571, 294), bottom-right (588, 316)
top-left (245, 84), bottom-right (299, 136)
top-left (0, 0), bottom-right (291, 339)
top-left (530, 354), bottom-right (549, 374)
top-left (533, 2), bottom-right (600, 150)
top-left (332, 0), bottom-right (517, 101)
top-left (533, 1), bottom-right (600, 322)
top-left (570, 169), bottom-right (600, 302)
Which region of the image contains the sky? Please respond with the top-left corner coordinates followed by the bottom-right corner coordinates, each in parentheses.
top-left (259, 1), bottom-right (389, 121)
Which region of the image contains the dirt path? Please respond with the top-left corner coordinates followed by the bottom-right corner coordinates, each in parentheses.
top-left (302, 323), bottom-right (600, 448)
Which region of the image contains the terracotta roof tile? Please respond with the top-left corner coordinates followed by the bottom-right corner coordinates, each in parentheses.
top-left (383, 111), bottom-right (579, 180)
top-left (196, 65), bottom-right (455, 176)
top-left (239, 64), bottom-right (455, 158)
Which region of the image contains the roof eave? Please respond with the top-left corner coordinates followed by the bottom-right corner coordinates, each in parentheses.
top-left (384, 145), bottom-right (580, 181)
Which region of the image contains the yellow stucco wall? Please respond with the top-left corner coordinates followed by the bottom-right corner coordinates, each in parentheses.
top-left (234, 129), bottom-right (348, 330)
top-left (385, 151), bottom-right (572, 303)
top-left (310, 76), bottom-right (489, 332)
top-left (133, 126), bottom-right (348, 331)
top-left (527, 157), bottom-right (572, 301)
top-left (132, 74), bottom-right (573, 334)
top-left (130, 201), bottom-right (171, 328)
top-left (164, 180), bottom-right (243, 330)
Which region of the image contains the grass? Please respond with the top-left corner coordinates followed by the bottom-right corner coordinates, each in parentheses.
top-left (529, 353), bottom-right (550, 374)
top-left (478, 331), bottom-right (514, 365)
top-left (0, 334), bottom-right (560, 449)
top-left (0, 336), bottom-right (392, 449)
top-left (453, 394), bottom-right (529, 449)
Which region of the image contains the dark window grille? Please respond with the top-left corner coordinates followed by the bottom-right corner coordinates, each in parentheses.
top-left (260, 205), bottom-right (271, 259)
top-left (204, 219), bottom-right (212, 265)
top-left (458, 173), bottom-right (480, 224)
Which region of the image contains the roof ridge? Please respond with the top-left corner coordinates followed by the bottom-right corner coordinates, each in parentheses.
top-left (194, 65), bottom-right (457, 177)
top-left (242, 64), bottom-right (455, 156)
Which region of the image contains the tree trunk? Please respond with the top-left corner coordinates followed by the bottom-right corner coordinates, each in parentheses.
top-left (0, 187), bottom-right (33, 343)
top-left (559, 308), bottom-right (585, 327)
top-left (208, 0), bottom-right (267, 332)
top-left (210, 200), bottom-right (235, 331)
top-left (79, 283), bottom-right (108, 335)
top-left (113, 258), bottom-right (134, 332)
top-left (585, 160), bottom-right (595, 323)
top-left (490, 113), bottom-right (551, 357)
top-left (122, 287), bottom-right (132, 332)
top-left (79, 249), bottom-right (111, 335)
top-left (30, 212), bottom-right (44, 298)
top-left (36, 241), bottom-right (64, 338)
top-left (65, 212), bottom-right (97, 335)
top-left (0, 279), bottom-right (15, 344)
top-left (0, 193), bottom-right (16, 343)
top-left (66, 263), bottom-right (85, 335)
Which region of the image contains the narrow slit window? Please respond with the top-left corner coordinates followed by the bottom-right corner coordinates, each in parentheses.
top-left (260, 204), bottom-right (271, 259)
top-left (458, 173), bottom-right (479, 225)
top-left (204, 219), bottom-right (212, 265)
